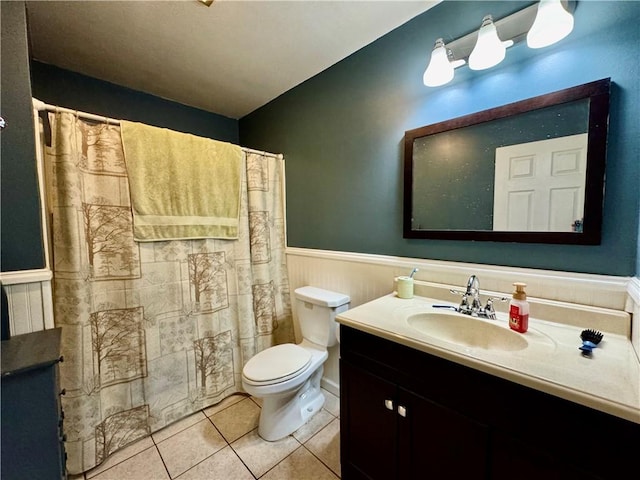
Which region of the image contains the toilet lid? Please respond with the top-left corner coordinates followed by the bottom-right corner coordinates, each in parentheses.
top-left (243, 344), bottom-right (312, 383)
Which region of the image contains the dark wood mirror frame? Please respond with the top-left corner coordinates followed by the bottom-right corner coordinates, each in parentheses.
top-left (403, 78), bottom-right (611, 244)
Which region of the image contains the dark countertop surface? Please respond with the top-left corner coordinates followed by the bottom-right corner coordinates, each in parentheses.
top-left (1, 328), bottom-right (62, 377)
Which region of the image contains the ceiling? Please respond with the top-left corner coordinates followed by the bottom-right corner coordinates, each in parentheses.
top-left (26, 0), bottom-right (439, 119)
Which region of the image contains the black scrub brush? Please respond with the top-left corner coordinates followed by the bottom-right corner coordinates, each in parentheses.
top-left (579, 329), bottom-right (603, 357)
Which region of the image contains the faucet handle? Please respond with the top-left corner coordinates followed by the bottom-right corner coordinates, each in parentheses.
top-left (485, 296), bottom-right (509, 309)
top-left (483, 297), bottom-right (509, 319)
top-left (486, 296), bottom-right (509, 305)
top-left (450, 288), bottom-right (474, 314)
top-left (449, 288), bottom-right (470, 307)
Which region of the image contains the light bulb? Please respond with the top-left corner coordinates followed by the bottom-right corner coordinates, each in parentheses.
top-left (423, 38), bottom-right (454, 87)
top-left (469, 15), bottom-right (512, 71)
top-left (527, 0), bottom-right (574, 48)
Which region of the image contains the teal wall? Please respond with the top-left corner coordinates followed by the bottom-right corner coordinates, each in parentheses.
top-left (240, 1), bottom-right (640, 276)
top-left (30, 63), bottom-right (239, 144)
top-left (1, 2), bottom-right (45, 271)
top-left (2, 1), bottom-right (638, 276)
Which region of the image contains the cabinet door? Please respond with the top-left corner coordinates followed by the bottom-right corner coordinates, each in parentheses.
top-left (491, 431), bottom-right (600, 480)
top-left (1, 366), bottom-right (65, 480)
top-left (341, 360), bottom-right (398, 480)
top-left (397, 387), bottom-right (489, 479)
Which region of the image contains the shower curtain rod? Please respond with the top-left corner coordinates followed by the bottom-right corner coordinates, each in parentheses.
top-left (32, 98), bottom-right (283, 160)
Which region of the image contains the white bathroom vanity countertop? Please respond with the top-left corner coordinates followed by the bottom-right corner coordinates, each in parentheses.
top-left (337, 293), bottom-right (640, 424)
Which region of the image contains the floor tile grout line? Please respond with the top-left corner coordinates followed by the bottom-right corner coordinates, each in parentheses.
top-left (166, 408), bottom-right (236, 479)
top-left (150, 406), bottom-right (231, 480)
top-left (227, 428), bottom-right (304, 480)
top-left (150, 411), bottom-right (209, 446)
top-left (291, 409), bottom-right (336, 445)
top-left (226, 426), bottom-right (264, 480)
top-left (302, 412), bottom-right (337, 443)
top-left (300, 418), bottom-right (341, 478)
top-left (162, 400), bottom-right (238, 480)
top-left (152, 444), bottom-right (174, 480)
top-left (85, 443), bottom-right (159, 480)
top-left (168, 443), bottom-right (232, 480)
top-left (203, 393), bottom-right (253, 418)
top-left (150, 393), bottom-right (250, 448)
top-left (229, 443), bottom-right (260, 480)
top-left (229, 425), bottom-right (258, 446)
top-left (206, 397), bottom-right (262, 444)
top-left (300, 443), bottom-right (341, 479)
top-left (83, 390), bottom-right (339, 479)
top-left (204, 411), bottom-right (229, 442)
top-left (83, 433), bottom-right (339, 480)
top-left (257, 444), bottom-right (307, 480)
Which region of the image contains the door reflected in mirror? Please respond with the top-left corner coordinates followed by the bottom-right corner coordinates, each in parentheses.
top-left (404, 78), bottom-right (610, 244)
top-left (493, 133), bottom-right (587, 232)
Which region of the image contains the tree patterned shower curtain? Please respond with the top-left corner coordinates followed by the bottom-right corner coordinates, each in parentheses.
top-left (45, 112), bottom-right (294, 474)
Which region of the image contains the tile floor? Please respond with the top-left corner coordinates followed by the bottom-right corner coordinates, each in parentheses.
top-left (69, 389), bottom-right (341, 480)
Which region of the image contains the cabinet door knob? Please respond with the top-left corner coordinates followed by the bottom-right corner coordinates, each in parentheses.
top-left (384, 399), bottom-right (394, 410)
top-left (397, 405), bottom-right (407, 417)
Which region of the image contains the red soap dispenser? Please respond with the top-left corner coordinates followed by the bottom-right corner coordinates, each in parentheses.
top-left (509, 282), bottom-right (529, 333)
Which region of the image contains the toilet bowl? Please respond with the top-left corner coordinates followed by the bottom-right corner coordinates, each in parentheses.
top-left (242, 286), bottom-right (349, 441)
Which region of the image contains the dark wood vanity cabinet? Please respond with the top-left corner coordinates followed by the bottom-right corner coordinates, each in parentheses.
top-left (1, 328), bottom-right (67, 480)
top-left (342, 360), bottom-right (489, 479)
top-left (339, 325), bottom-right (639, 480)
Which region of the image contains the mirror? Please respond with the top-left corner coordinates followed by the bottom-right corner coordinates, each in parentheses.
top-left (404, 78), bottom-right (610, 244)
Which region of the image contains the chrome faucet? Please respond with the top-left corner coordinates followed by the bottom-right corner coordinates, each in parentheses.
top-left (450, 275), bottom-right (507, 320)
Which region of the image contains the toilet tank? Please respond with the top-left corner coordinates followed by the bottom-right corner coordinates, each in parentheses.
top-left (294, 286), bottom-right (350, 347)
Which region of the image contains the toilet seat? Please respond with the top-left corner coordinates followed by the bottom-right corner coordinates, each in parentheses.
top-left (243, 344), bottom-right (312, 385)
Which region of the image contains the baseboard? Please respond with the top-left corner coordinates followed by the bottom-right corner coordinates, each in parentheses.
top-left (321, 376), bottom-right (340, 397)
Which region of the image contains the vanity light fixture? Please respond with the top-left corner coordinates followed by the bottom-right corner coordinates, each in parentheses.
top-left (527, 0), bottom-right (575, 49)
top-left (423, 38), bottom-right (466, 87)
top-left (423, 1), bottom-right (576, 87)
top-left (198, 0), bottom-right (214, 6)
top-left (468, 15), bottom-right (514, 71)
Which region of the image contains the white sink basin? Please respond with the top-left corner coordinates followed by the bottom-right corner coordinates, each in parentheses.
top-left (406, 312), bottom-right (528, 351)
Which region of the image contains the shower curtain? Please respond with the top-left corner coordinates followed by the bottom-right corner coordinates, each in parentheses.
top-left (45, 112), bottom-right (294, 474)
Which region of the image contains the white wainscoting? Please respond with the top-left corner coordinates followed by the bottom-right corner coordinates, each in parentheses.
top-left (286, 247), bottom-right (638, 396)
top-left (0, 269), bottom-right (54, 335)
top-left (627, 277), bottom-right (640, 358)
top-left (1, 108), bottom-right (55, 337)
top-left (2, 249), bottom-right (637, 394)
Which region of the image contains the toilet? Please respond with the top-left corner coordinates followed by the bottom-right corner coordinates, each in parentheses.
top-left (242, 286), bottom-right (350, 441)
